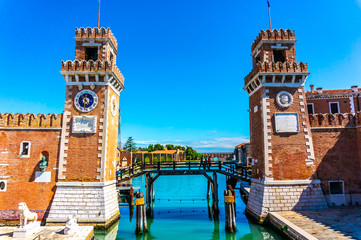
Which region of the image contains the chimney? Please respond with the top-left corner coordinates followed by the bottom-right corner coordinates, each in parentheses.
top-left (316, 87), bottom-right (323, 94)
top-left (351, 85), bottom-right (358, 92)
top-left (310, 85), bottom-right (314, 92)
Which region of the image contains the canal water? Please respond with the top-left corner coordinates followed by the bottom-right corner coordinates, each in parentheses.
top-left (95, 173), bottom-right (283, 240)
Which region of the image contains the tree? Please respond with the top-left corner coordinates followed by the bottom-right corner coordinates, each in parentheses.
top-left (147, 144), bottom-right (154, 152)
top-left (165, 144), bottom-right (175, 150)
top-left (154, 144), bottom-right (164, 151)
top-left (123, 137), bottom-right (137, 152)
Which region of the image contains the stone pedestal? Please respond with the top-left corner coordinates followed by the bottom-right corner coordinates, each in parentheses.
top-left (47, 181), bottom-right (119, 227)
top-left (13, 221), bottom-right (40, 238)
top-left (246, 178), bottom-right (328, 223)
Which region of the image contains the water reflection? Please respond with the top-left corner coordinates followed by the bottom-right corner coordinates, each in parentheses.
top-left (94, 174), bottom-right (282, 240)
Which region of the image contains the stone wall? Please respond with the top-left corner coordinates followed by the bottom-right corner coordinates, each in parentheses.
top-left (47, 181), bottom-right (119, 226)
top-left (246, 179), bottom-right (327, 222)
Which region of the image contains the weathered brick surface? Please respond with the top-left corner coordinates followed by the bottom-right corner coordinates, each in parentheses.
top-left (312, 127), bottom-right (361, 194)
top-left (307, 97), bottom-right (351, 114)
top-left (0, 129), bottom-right (61, 221)
top-left (62, 85), bottom-right (105, 182)
top-left (248, 88), bottom-right (264, 179)
top-left (268, 87), bottom-right (314, 180)
top-left (0, 113), bottom-right (62, 128)
top-left (104, 87), bottom-right (119, 182)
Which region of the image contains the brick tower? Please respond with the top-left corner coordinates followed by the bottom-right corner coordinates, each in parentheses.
top-left (244, 29), bottom-right (327, 222)
top-left (47, 27), bottom-right (124, 227)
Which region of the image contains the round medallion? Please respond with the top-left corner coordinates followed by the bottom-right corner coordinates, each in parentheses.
top-left (276, 91), bottom-right (293, 108)
top-left (110, 95), bottom-right (117, 117)
top-left (74, 90), bottom-right (98, 112)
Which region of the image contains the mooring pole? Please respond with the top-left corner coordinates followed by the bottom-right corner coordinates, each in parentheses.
top-left (224, 189), bottom-right (237, 232)
top-left (135, 191), bottom-right (148, 234)
top-left (212, 172), bottom-right (219, 215)
top-left (130, 187), bottom-right (134, 207)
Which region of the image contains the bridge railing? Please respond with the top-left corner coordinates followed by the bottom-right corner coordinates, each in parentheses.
top-left (116, 161), bottom-right (252, 182)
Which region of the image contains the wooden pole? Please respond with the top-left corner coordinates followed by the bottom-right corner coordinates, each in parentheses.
top-left (130, 187), bottom-right (134, 207)
top-left (135, 191), bottom-right (147, 234)
top-left (146, 173), bottom-right (151, 212)
top-left (207, 180), bottom-right (211, 199)
top-left (224, 189), bottom-right (237, 232)
top-left (212, 172), bottom-right (219, 215)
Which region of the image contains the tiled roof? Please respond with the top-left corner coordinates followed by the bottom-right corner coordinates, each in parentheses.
top-left (306, 88), bottom-right (361, 95)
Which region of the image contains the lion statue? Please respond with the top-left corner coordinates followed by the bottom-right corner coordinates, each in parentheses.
top-left (18, 202), bottom-right (38, 227)
top-left (64, 215), bottom-right (78, 235)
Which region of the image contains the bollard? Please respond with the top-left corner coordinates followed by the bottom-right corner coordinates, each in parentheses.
top-left (135, 191), bottom-right (148, 234)
top-left (224, 189), bottom-right (236, 233)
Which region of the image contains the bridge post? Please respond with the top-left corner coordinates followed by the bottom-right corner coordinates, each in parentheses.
top-left (212, 172), bottom-right (219, 215)
top-left (146, 173), bottom-right (151, 213)
top-left (207, 180), bottom-right (211, 199)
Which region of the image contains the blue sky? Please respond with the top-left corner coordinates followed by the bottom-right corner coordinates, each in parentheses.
top-left (0, 0), bottom-right (361, 152)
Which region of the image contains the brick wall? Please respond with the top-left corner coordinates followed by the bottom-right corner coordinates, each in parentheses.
top-left (61, 85), bottom-right (105, 182)
top-left (312, 127), bottom-right (361, 194)
top-left (248, 88), bottom-right (265, 179)
top-left (268, 87), bottom-right (314, 180)
top-left (104, 87), bottom-right (119, 182)
top-left (0, 129), bottom-right (61, 222)
top-left (307, 97), bottom-right (351, 114)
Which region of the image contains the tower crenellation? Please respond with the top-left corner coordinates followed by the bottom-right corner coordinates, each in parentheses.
top-left (244, 29), bottom-right (328, 222)
top-left (74, 27), bottom-right (118, 64)
top-left (47, 27), bottom-right (122, 226)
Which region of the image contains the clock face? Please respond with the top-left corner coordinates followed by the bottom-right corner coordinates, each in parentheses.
top-left (74, 90), bottom-right (98, 112)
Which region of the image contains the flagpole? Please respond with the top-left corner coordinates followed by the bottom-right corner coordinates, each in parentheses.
top-left (267, 0), bottom-right (272, 30)
top-left (98, 0), bottom-right (101, 28)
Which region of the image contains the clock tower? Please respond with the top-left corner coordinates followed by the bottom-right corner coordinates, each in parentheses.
top-left (47, 27), bottom-right (124, 227)
top-left (244, 29), bottom-right (327, 223)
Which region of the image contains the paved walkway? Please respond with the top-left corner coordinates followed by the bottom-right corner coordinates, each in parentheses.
top-left (277, 207), bottom-right (361, 240)
top-left (0, 226), bottom-right (93, 240)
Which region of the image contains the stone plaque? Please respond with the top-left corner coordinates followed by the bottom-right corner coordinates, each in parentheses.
top-left (72, 116), bottom-right (97, 133)
top-left (275, 113), bottom-right (299, 133)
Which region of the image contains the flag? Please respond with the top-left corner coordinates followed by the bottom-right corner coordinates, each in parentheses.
top-left (267, 0), bottom-right (270, 7)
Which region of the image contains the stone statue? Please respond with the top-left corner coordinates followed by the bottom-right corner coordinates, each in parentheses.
top-left (64, 215), bottom-right (78, 235)
top-left (18, 202), bottom-right (38, 227)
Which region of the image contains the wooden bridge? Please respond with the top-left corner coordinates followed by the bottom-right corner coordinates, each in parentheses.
top-left (116, 161), bottom-right (251, 184)
top-left (116, 161), bottom-right (251, 215)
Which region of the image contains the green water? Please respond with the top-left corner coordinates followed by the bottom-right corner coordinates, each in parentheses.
top-left (95, 173), bottom-right (283, 240)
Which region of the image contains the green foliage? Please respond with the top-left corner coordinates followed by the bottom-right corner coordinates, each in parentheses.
top-left (167, 157), bottom-right (172, 162)
top-left (145, 157), bottom-right (150, 164)
top-left (135, 158), bottom-right (141, 166)
top-left (123, 137), bottom-right (137, 152)
top-left (185, 146), bottom-right (202, 160)
top-left (153, 157), bottom-right (159, 164)
top-left (160, 156), bottom-right (166, 163)
top-left (147, 144), bottom-right (154, 152)
top-left (154, 144), bottom-right (164, 151)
